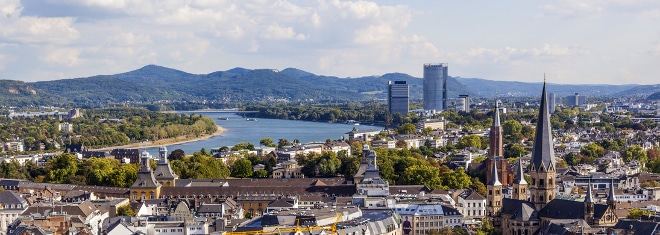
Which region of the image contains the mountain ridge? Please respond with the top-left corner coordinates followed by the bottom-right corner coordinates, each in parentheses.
top-left (3, 65), bottom-right (658, 107)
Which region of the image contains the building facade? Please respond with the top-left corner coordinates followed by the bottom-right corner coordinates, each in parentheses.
top-left (423, 63), bottom-right (448, 111)
top-left (388, 81), bottom-right (410, 114)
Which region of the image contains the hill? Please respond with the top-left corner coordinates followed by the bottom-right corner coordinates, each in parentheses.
top-left (0, 65), bottom-right (656, 107)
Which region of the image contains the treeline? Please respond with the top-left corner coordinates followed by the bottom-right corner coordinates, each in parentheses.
top-left (244, 102), bottom-right (425, 127)
top-left (0, 107), bottom-right (217, 152)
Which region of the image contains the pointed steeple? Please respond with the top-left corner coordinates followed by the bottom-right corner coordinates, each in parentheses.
top-left (488, 159), bottom-right (502, 186)
top-left (607, 178), bottom-right (616, 204)
top-left (493, 101), bottom-right (501, 127)
top-left (513, 158), bottom-right (527, 185)
top-left (531, 81), bottom-right (556, 171)
top-left (585, 180), bottom-right (593, 203)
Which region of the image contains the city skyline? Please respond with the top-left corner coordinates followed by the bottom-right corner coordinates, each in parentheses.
top-left (0, 0), bottom-right (659, 85)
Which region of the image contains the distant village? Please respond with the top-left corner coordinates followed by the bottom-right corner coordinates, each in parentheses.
top-left (0, 84), bottom-right (659, 235)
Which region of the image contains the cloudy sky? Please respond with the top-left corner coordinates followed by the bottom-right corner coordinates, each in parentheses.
top-left (0, 0), bottom-right (659, 84)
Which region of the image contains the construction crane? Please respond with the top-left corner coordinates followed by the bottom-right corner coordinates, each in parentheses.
top-left (224, 214), bottom-right (342, 235)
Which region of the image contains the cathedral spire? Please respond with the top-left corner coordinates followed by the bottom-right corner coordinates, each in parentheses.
top-left (493, 101), bottom-right (501, 127)
top-left (530, 81), bottom-right (556, 171)
top-left (585, 180), bottom-right (593, 203)
top-left (513, 158), bottom-right (527, 185)
top-left (488, 160), bottom-right (502, 186)
top-left (607, 178), bottom-right (616, 204)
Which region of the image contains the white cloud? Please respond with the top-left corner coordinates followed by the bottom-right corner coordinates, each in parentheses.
top-left (39, 48), bottom-right (82, 67)
top-left (539, 1), bottom-right (603, 18)
top-left (1, 0), bottom-right (22, 17)
top-left (0, 16), bottom-right (79, 44)
top-left (353, 24), bottom-right (394, 44)
top-left (261, 23), bottom-right (307, 40)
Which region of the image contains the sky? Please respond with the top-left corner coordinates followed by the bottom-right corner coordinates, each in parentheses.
top-left (0, 0), bottom-right (659, 85)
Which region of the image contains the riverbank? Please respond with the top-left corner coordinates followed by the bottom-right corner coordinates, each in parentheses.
top-left (92, 125), bottom-right (226, 151)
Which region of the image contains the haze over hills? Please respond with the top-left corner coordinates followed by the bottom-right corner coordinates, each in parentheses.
top-left (2, 65), bottom-right (658, 107)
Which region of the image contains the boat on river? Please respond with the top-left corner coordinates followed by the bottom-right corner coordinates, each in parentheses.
top-left (246, 118), bottom-right (257, 121)
top-left (218, 117), bottom-right (229, 120)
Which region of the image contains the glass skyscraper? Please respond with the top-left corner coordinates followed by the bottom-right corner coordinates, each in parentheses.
top-left (388, 81), bottom-right (409, 114)
top-left (423, 63), bottom-right (448, 111)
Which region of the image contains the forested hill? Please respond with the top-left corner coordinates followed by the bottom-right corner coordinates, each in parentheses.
top-left (2, 65), bottom-right (657, 107)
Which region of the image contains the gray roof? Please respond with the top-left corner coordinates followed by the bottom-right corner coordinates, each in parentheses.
top-left (493, 102), bottom-right (501, 127)
top-left (0, 191), bottom-right (26, 205)
top-left (154, 162), bottom-right (178, 180)
top-left (538, 199), bottom-right (610, 220)
top-left (531, 82), bottom-right (557, 171)
top-left (130, 170), bottom-right (161, 189)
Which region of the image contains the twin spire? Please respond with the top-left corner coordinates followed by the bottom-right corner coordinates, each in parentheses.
top-left (489, 160), bottom-right (502, 186)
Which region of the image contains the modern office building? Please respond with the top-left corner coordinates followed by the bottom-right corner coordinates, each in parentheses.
top-left (566, 92), bottom-right (587, 107)
top-left (423, 63), bottom-right (448, 111)
top-left (457, 94), bottom-right (470, 112)
top-left (388, 81), bottom-right (409, 114)
top-left (548, 93), bottom-right (556, 114)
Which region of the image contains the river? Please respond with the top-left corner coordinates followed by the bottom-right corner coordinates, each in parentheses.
top-left (144, 112), bottom-right (379, 156)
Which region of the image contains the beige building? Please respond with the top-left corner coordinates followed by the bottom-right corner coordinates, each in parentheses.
top-left (272, 161), bottom-right (304, 179)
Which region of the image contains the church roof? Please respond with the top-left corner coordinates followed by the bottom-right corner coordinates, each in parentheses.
top-left (501, 198), bottom-right (538, 222)
top-left (510, 201), bottom-right (538, 221)
top-left (538, 199), bottom-right (610, 220)
top-left (531, 82), bottom-right (557, 171)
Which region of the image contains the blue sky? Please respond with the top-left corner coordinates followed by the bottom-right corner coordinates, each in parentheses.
top-left (0, 0), bottom-right (659, 84)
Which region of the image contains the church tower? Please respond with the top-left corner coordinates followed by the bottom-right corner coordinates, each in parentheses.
top-left (584, 180), bottom-right (594, 223)
top-left (512, 158), bottom-right (528, 200)
top-left (485, 101), bottom-right (511, 185)
top-left (529, 81), bottom-right (557, 211)
top-left (130, 151), bottom-right (162, 201)
top-left (154, 146), bottom-right (178, 187)
top-left (487, 160), bottom-right (503, 226)
top-left (490, 101), bottom-right (504, 157)
top-left (607, 179), bottom-right (616, 210)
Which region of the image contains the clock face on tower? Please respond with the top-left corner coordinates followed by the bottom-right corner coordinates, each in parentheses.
top-left (606, 215), bottom-right (611, 221)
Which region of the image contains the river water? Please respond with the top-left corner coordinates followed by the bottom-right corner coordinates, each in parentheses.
top-left (144, 112), bottom-right (377, 156)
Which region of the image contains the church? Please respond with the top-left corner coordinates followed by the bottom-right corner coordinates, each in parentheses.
top-left (486, 82), bottom-right (618, 235)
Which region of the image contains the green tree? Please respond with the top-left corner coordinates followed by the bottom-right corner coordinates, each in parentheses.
top-left (231, 159), bottom-right (253, 178)
top-left (168, 149), bottom-right (186, 161)
top-left (253, 169), bottom-right (269, 178)
top-left (442, 167), bottom-right (472, 189)
top-left (457, 134), bottom-right (482, 150)
top-left (45, 153), bottom-right (79, 184)
top-left (259, 137), bottom-right (276, 147)
top-left (117, 204), bottom-right (136, 216)
top-left (401, 165), bottom-right (443, 189)
top-left (626, 208), bottom-right (653, 219)
top-left (623, 145), bottom-right (648, 164)
top-left (318, 152), bottom-right (341, 177)
top-left (397, 123), bottom-right (417, 134)
top-left (278, 139), bottom-right (292, 149)
top-left (471, 177), bottom-right (487, 196)
top-left (580, 143), bottom-right (605, 160)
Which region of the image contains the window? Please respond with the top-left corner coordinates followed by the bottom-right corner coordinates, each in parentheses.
top-left (539, 179), bottom-right (544, 186)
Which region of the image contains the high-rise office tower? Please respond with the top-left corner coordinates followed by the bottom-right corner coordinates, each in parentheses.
top-left (423, 63), bottom-right (448, 111)
top-left (565, 92), bottom-right (587, 107)
top-left (388, 81), bottom-right (409, 114)
top-left (548, 93), bottom-right (556, 114)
